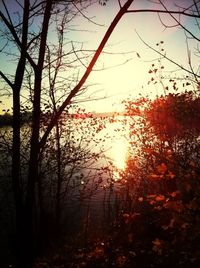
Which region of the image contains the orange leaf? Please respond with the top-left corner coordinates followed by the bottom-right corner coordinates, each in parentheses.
top-left (157, 163), bottom-right (167, 174)
top-left (149, 174), bottom-right (162, 180)
top-left (155, 195), bottom-right (165, 201)
top-left (167, 171), bottom-right (175, 179)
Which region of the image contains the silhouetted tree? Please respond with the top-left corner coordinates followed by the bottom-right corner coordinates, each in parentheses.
top-left (0, 0), bottom-right (199, 266)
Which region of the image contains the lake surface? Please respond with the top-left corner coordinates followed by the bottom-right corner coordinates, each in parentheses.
top-left (0, 115), bottom-right (131, 242)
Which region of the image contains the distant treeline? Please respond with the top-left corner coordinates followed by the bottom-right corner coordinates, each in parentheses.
top-left (0, 112), bottom-right (32, 127)
top-left (0, 110), bottom-right (124, 127)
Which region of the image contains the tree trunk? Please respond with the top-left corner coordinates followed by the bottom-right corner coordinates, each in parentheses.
top-left (11, 1), bottom-right (30, 265)
top-left (55, 122), bottom-right (62, 228)
top-left (23, 1), bottom-right (53, 264)
top-left (12, 90), bottom-right (26, 266)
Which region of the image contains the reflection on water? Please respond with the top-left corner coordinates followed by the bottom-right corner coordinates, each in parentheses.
top-left (111, 138), bottom-right (128, 171)
top-left (101, 117), bottom-right (130, 179)
top-left (109, 138), bottom-right (129, 181)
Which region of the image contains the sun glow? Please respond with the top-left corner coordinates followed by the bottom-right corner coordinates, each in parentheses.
top-left (99, 116), bottom-right (130, 179)
top-left (101, 117), bottom-right (130, 177)
top-left (111, 138), bottom-right (128, 171)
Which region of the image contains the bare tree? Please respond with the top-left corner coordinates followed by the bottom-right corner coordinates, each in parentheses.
top-left (0, 0), bottom-right (199, 266)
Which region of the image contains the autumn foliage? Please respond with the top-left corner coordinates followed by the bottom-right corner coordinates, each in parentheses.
top-left (146, 92), bottom-right (200, 139)
top-left (105, 91), bottom-right (200, 267)
top-left (32, 91), bottom-right (200, 267)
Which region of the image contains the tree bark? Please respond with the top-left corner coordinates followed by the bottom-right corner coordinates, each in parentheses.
top-left (24, 0), bottom-right (53, 264)
top-left (10, 1), bottom-right (30, 266)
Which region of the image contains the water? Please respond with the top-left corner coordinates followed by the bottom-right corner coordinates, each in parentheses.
top-left (0, 115), bottom-right (130, 243)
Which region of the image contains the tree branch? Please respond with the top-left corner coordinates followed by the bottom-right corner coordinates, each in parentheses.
top-left (136, 30), bottom-right (200, 79)
top-left (157, 0), bottom-right (200, 42)
top-left (0, 10), bottom-right (37, 70)
top-left (126, 8), bottom-right (200, 18)
top-left (0, 70), bottom-right (14, 89)
top-left (39, 0), bottom-right (135, 149)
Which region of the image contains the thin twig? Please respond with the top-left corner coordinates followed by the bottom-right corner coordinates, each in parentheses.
top-left (135, 30), bottom-right (200, 79)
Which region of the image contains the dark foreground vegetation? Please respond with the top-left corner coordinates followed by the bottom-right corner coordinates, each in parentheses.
top-left (0, 112), bottom-right (32, 127)
top-left (1, 91), bottom-right (199, 268)
top-left (0, 1), bottom-right (199, 267)
top-left (31, 91), bottom-right (200, 268)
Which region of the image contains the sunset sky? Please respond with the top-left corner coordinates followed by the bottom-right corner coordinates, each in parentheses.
top-left (0, 0), bottom-right (199, 113)
top-left (80, 0), bottom-right (199, 112)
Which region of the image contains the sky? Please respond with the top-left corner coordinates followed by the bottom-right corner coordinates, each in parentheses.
top-left (0, 0), bottom-right (199, 113)
top-left (79, 0), bottom-right (199, 112)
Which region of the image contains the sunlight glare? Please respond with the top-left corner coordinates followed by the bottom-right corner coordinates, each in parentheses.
top-left (111, 138), bottom-right (128, 171)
